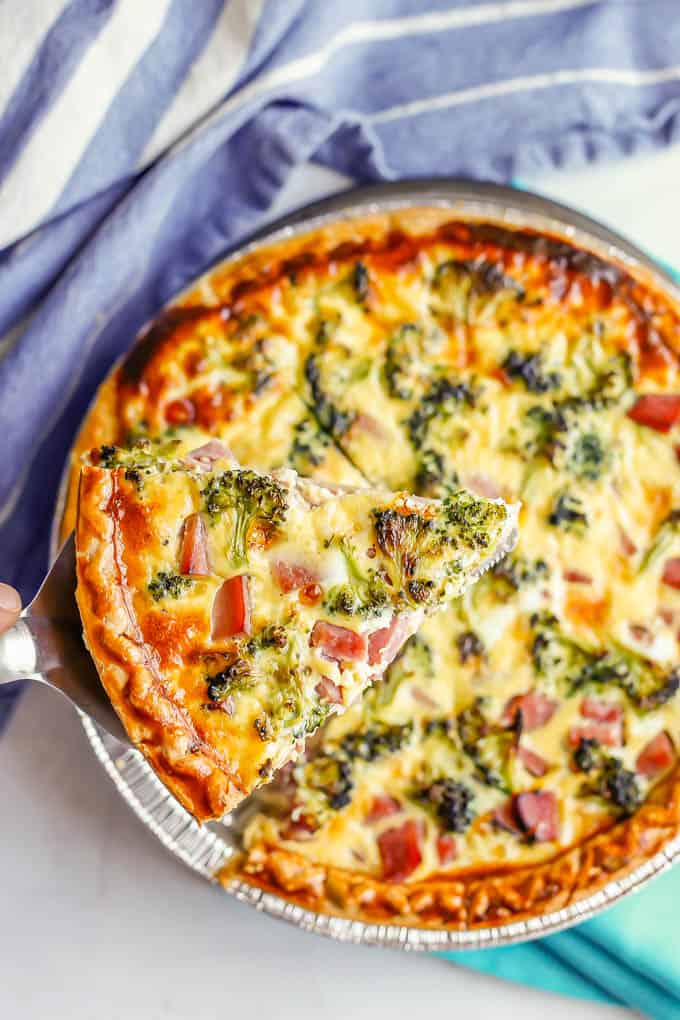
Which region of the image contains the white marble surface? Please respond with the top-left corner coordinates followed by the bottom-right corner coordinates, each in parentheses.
top-left (4, 149), bottom-right (680, 1019)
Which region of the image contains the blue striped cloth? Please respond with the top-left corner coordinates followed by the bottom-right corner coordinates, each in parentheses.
top-left (1, 2), bottom-right (680, 1010)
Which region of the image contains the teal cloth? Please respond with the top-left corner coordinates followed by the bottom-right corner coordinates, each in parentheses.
top-left (441, 254), bottom-right (680, 1019)
top-left (443, 865), bottom-right (680, 1017)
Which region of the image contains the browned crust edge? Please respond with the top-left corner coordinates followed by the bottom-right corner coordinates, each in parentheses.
top-left (75, 466), bottom-right (246, 822)
top-left (227, 775), bottom-right (680, 930)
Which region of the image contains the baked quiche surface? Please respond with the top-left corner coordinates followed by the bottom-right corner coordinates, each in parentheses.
top-left (64, 205), bottom-right (680, 929)
top-left (76, 443), bottom-right (516, 820)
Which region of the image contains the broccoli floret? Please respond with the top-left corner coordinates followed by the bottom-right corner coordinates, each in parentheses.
top-left (231, 336), bottom-right (276, 394)
top-left (523, 404), bottom-right (569, 463)
top-left (287, 417), bottom-right (332, 473)
top-left (324, 582), bottom-right (389, 618)
top-left (414, 448), bottom-right (460, 498)
top-left (98, 444), bottom-right (118, 467)
top-left (352, 261), bottom-right (370, 302)
top-left (97, 436), bottom-right (182, 473)
top-left (303, 755), bottom-right (354, 810)
top-left (206, 658), bottom-right (254, 703)
top-left (384, 323), bottom-right (426, 400)
top-left (639, 509), bottom-right (680, 573)
top-left (572, 738), bottom-right (642, 816)
top-left (413, 778), bottom-right (476, 833)
top-left (148, 571), bottom-right (193, 602)
top-left (502, 350), bottom-right (561, 394)
top-left (456, 630), bottom-right (484, 664)
top-left (442, 488), bottom-right (508, 551)
top-left (521, 355), bottom-right (630, 470)
top-left (372, 507), bottom-right (451, 606)
top-left (530, 613), bottom-right (679, 711)
top-left (296, 699), bottom-right (333, 740)
top-left (611, 648), bottom-right (680, 712)
top-left (572, 736), bottom-right (601, 773)
top-left (491, 554), bottom-right (550, 590)
top-left (247, 624), bottom-right (288, 652)
top-left (601, 759), bottom-right (643, 814)
top-left (270, 667), bottom-right (329, 740)
top-left (432, 259), bottom-right (524, 324)
top-left (530, 613), bottom-right (615, 695)
top-left (568, 431), bottom-right (608, 481)
top-left (304, 353), bottom-right (355, 439)
top-left (314, 317), bottom-right (339, 345)
top-left (425, 718), bottom-right (454, 738)
top-left (548, 490), bottom-right (588, 535)
top-left (406, 377), bottom-right (476, 449)
top-left (339, 722), bottom-right (413, 763)
top-left (202, 469), bottom-right (288, 567)
top-left (458, 697), bottom-right (516, 792)
top-left (370, 634), bottom-right (434, 711)
top-left (323, 537), bottom-right (390, 618)
top-left (576, 352), bottom-right (631, 411)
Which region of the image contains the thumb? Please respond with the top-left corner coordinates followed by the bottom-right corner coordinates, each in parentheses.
top-left (0, 583), bottom-right (22, 633)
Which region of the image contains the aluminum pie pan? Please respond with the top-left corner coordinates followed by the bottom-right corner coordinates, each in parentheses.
top-left (51, 178), bottom-right (680, 951)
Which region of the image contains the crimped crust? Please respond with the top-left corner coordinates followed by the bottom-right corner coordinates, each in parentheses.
top-left (76, 468), bottom-right (245, 821)
top-left (228, 773), bottom-right (680, 928)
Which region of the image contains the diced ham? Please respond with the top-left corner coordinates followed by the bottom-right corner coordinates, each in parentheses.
top-left (377, 819), bottom-right (423, 882)
top-left (365, 794), bottom-right (402, 823)
top-left (618, 526), bottom-right (637, 557)
top-left (569, 719), bottom-right (622, 748)
top-left (627, 394), bottom-right (680, 433)
top-left (563, 569), bottom-right (592, 585)
top-left (310, 621), bottom-right (367, 663)
top-left (351, 413), bottom-right (388, 440)
top-left (502, 690), bottom-right (558, 731)
top-left (493, 799), bottom-right (522, 835)
top-left (636, 731), bottom-right (675, 777)
top-left (436, 834), bottom-right (458, 865)
top-left (211, 575), bottom-right (251, 639)
top-left (182, 439), bottom-right (233, 471)
top-left (299, 583), bottom-right (323, 606)
top-left (515, 791), bottom-right (559, 842)
top-left (662, 558), bottom-right (680, 590)
top-left (165, 396), bottom-right (196, 426)
top-left (410, 686), bottom-right (439, 709)
top-left (517, 745), bottom-right (549, 777)
top-left (629, 624), bottom-right (653, 646)
top-left (367, 615), bottom-right (411, 667)
top-left (272, 560), bottom-right (319, 593)
top-left (281, 813), bottom-right (318, 841)
top-left (581, 696), bottom-right (622, 723)
top-left (315, 676), bottom-right (343, 705)
top-left (465, 473), bottom-right (502, 499)
top-left (179, 513), bottom-right (211, 576)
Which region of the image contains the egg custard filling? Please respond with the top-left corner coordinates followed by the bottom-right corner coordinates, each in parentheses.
top-left (75, 438), bottom-right (517, 820)
top-left (64, 207), bottom-right (680, 927)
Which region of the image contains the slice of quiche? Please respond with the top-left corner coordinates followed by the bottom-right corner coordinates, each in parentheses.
top-left (75, 436), bottom-right (518, 821)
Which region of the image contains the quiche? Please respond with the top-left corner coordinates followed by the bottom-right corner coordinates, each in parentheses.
top-left (75, 438), bottom-right (517, 820)
top-left (62, 204), bottom-right (680, 930)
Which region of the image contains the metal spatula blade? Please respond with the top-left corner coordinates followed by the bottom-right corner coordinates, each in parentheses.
top-left (0, 534), bottom-right (128, 744)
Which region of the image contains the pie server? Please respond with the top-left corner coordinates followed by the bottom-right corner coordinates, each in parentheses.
top-left (0, 511), bottom-right (518, 752)
top-left (0, 533), bottom-right (128, 744)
